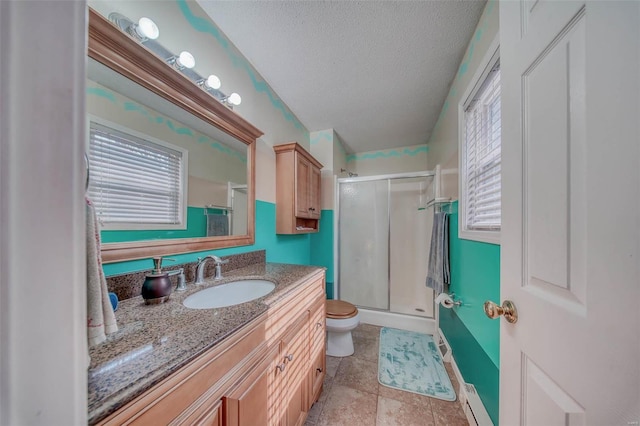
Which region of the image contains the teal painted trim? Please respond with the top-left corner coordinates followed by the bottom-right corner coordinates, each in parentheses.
top-left (310, 210), bottom-right (334, 283)
top-left (456, 0), bottom-right (495, 78)
top-left (346, 145), bottom-right (428, 163)
top-left (431, 0), bottom-right (495, 137)
top-left (175, 0), bottom-right (307, 137)
top-left (440, 307), bottom-right (499, 425)
top-left (102, 206), bottom-right (207, 243)
top-left (87, 87), bottom-right (116, 103)
top-left (448, 201), bottom-right (500, 367)
top-left (103, 200), bottom-right (311, 276)
top-left (310, 131), bottom-right (333, 145)
top-left (87, 86), bottom-right (247, 163)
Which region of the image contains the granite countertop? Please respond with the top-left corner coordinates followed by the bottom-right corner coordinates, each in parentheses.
top-left (88, 262), bottom-right (323, 424)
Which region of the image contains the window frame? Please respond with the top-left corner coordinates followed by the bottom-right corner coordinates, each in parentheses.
top-left (87, 115), bottom-right (189, 231)
top-left (458, 35), bottom-right (501, 245)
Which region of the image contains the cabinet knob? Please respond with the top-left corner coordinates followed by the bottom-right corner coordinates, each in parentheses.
top-left (276, 363), bottom-right (286, 372)
top-left (316, 368), bottom-right (323, 374)
top-left (316, 322), bottom-right (322, 329)
top-left (284, 354), bottom-right (294, 362)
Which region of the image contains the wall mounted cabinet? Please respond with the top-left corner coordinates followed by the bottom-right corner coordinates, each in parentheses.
top-left (274, 142), bottom-right (323, 234)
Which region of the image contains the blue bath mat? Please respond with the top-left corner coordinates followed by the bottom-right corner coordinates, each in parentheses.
top-left (378, 327), bottom-right (456, 401)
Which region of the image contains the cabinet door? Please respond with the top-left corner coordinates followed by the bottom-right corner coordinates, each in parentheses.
top-left (309, 349), bottom-right (325, 406)
top-left (309, 166), bottom-right (321, 220)
top-left (173, 397), bottom-right (222, 426)
top-left (224, 346), bottom-right (279, 426)
top-left (295, 154), bottom-right (311, 218)
top-left (281, 312), bottom-right (309, 426)
top-left (308, 300), bottom-right (326, 406)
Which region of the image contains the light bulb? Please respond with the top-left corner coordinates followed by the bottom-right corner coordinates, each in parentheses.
top-left (135, 17), bottom-right (159, 40)
top-left (228, 93), bottom-right (241, 106)
top-left (176, 51), bottom-right (195, 69)
top-left (205, 75), bottom-right (221, 90)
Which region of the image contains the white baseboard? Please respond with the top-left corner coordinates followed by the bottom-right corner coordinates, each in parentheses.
top-left (437, 329), bottom-right (493, 426)
top-left (358, 309), bottom-right (435, 335)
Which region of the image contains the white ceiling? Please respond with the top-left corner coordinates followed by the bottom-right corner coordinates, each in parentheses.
top-left (198, 0), bottom-right (486, 153)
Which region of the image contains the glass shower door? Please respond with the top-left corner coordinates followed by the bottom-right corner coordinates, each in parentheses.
top-left (338, 180), bottom-right (389, 310)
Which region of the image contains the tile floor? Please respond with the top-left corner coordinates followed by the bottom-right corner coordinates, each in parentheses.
top-left (305, 324), bottom-right (469, 426)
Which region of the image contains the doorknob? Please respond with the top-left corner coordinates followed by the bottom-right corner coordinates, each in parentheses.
top-left (484, 300), bottom-right (518, 323)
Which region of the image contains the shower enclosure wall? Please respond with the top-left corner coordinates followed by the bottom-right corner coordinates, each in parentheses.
top-left (337, 172), bottom-right (437, 326)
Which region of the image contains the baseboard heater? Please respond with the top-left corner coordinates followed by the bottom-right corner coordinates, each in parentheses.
top-left (461, 383), bottom-right (493, 426)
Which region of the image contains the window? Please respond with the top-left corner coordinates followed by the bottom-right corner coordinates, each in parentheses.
top-left (459, 42), bottom-right (501, 244)
top-left (87, 118), bottom-right (188, 230)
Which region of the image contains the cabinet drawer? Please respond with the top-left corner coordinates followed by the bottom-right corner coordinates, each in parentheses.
top-left (266, 271), bottom-right (324, 343)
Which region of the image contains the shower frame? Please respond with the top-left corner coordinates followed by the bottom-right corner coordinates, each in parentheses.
top-left (335, 170), bottom-right (436, 318)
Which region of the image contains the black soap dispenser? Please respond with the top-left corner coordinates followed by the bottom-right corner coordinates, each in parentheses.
top-left (141, 256), bottom-right (174, 305)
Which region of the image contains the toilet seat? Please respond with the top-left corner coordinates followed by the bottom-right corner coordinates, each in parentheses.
top-left (326, 300), bottom-right (358, 319)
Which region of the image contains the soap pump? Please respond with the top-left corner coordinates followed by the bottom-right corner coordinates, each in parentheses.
top-left (141, 256), bottom-right (174, 305)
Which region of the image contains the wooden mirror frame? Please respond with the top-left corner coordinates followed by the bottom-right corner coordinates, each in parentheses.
top-left (88, 8), bottom-right (262, 263)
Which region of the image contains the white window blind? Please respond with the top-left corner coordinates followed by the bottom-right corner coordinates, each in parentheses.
top-left (88, 121), bottom-right (184, 226)
top-left (463, 60), bottom-right (501, 231)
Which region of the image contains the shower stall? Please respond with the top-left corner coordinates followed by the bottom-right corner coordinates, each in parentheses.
top-left (336, 171), bottom-right (438, 331)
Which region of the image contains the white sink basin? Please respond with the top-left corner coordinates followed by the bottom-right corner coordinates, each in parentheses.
top-left (183, 279), bottom-right (276, 309)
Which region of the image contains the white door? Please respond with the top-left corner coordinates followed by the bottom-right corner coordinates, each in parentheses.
top-left (500, 2), bottom-right (639, 425)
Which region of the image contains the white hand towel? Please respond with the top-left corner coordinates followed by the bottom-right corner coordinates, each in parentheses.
top-left (86, 198), bottom-right (117, 346)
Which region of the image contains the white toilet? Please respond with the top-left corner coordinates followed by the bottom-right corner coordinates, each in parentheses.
top-left (325, 300), bottom-right (360, 357)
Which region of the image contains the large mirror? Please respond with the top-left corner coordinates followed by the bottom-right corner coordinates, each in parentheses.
top-left (88, 8), bottom-right (262, 263)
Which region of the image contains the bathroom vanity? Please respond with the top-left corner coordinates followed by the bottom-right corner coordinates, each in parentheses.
top-left (89, 264), bottom-right (326, 425)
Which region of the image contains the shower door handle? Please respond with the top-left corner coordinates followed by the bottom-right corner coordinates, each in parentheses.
top-left (484, 300), bottom-right (518, 324)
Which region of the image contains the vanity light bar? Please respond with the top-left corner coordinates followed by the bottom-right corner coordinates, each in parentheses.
top-left (107, 12), bottom-right (241, 109)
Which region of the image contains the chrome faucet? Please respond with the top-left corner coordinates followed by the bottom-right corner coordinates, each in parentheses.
top-left (167, 268), bottom-right (186, 291)
top-left (195, 255), bottom-right (229, 284)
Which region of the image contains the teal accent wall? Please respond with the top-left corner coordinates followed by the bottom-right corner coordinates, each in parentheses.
top-left (442, 201), bottom-right (500, 424)
top-left (310, 210), bottom-right (334, 299)
top-left (440, 306), bottom-right (499, 424)
top-left (103, 200), bottom-right (310, 276)
top-left (102, 207), bottom-right (212, 243)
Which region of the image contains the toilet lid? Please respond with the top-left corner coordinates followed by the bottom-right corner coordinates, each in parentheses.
top-left (326, 300), bottom-right (358, 319)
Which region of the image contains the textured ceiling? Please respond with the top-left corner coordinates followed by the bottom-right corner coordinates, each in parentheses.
top-left (198, 0), bottom-right (486, 153)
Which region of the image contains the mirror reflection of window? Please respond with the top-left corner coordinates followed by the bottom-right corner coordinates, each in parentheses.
top-left (86, 62), bottom-right (248, 242)
top-left (88, 118), bottom-right (188, 230)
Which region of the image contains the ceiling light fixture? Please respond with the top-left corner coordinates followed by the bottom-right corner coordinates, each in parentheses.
top-left (109, 11), bottom-right (241, 109)
top-left (197, 74), bottom-right (222, 91)
top-left (222, 93), bottom-right (242, 107)
top-left (169, 51), bottom-right (195, 70)
top-left (134, 17), bottom-right (159, 40)
top-left (109, 13), bottom-right (159, 43)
